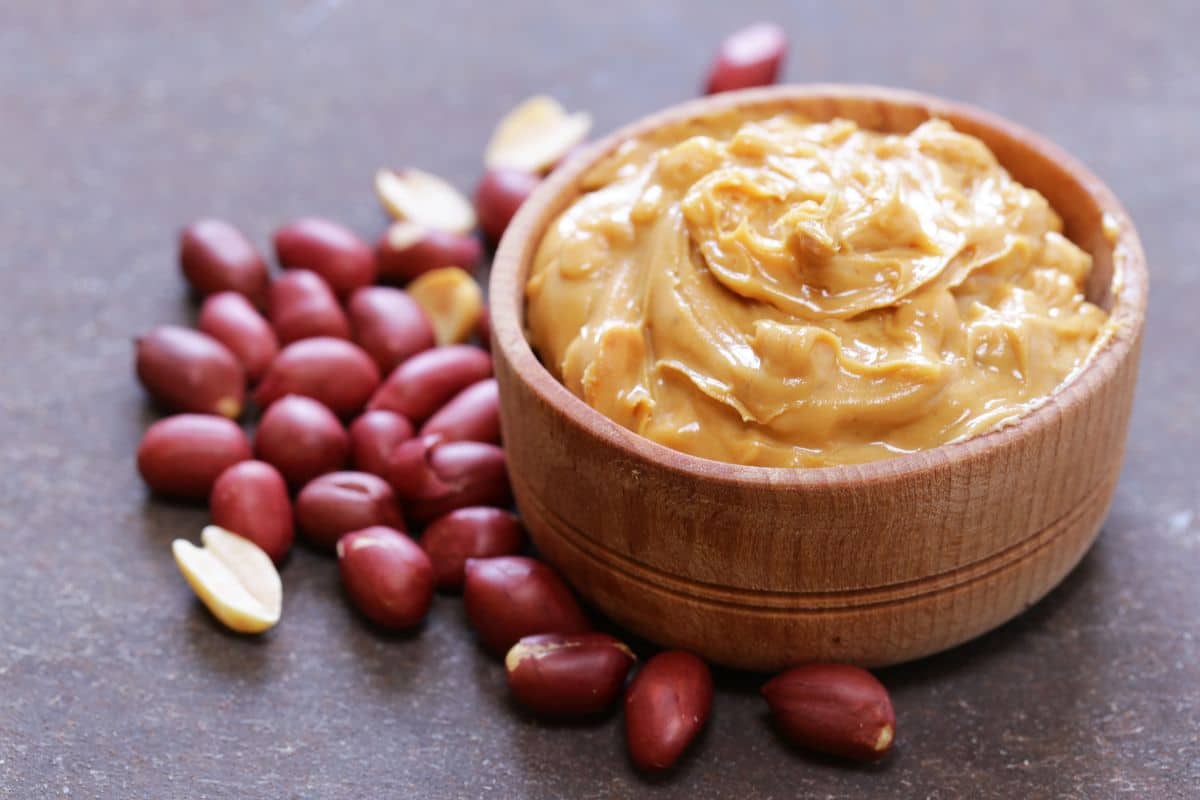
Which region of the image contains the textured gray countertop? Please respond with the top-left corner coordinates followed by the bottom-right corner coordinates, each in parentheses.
top-left (1, 2), bottom-right (1197, 797)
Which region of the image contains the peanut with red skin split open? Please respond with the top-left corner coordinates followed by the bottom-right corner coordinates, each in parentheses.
top-left (273, 217), bottom-right (377, 298)
top-left (386, 437), bottom-right (511, 524)
top-left (367, 345), bottom-right (492, 423)
top-left (375, 221), bottom-right (482, 284)
top-left (347, 286), bottom-right (436, 374)
top-left (135, 325), bottom-right (245, 419)
top-left (338, 526), bottom-right (434, 631)
top-left (209, 460), bottom-right (294, 563)
top-left (253, 337), bottom-right (380, 418)
top-left (704, 22), bottom-right (787, 94)
top-left (624, 651), bottom-right (713, 772)
top-left (462, 556), bottom-right (590, 656)
top-left (348, 410), bottom-right (414, 478)
top-left (254, 395), bottom-right (349, 488)
top-left (420, 507), bottom-right (524, 591)
top-left (420, 379), bottom-right (501, 444)
top-left (137, 414), bottom-right (251, 501)
top-left (295, 471), bottom-right (405, 551)
top-left (198, 292), bottom-right (279, 383)
top-left (180, 219), bottom-right (269, 308)
top-left (267, 269), bottom-right (351, 345)
top-left (506, 633), bottom-right (636, 718)
top-left (474, 169), bottom-right (540, 245)
top-left (761, 663), bottom-right (896, 762)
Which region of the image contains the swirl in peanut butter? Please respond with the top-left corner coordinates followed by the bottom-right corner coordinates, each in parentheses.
top-left (526, 114), bottom-right (1111, 467)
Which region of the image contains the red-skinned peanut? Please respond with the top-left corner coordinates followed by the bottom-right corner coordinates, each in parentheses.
top-left (267, 269), bottom-right (351, 345)
top-left (198, 291), bottom-right (279, 383)
top-left (273, 217), bottom-right (376, 297)
top-left (705, 22), bottom-right (787, 94)
top-left (625, 651), bottom-right (713, 772)
top-left (462, 556), bottom-right (590, 655)
top-left (179, 219), bottom-right (269, 308)
top-left (381, 434), bottom-right (447, 504)
top-left (348, 410), bottom-right (414, 477)
top-left (368, 345), bottom-right (492, 423)
top-left (295, 471), bottom-right (405, 551)
top-left (375, 221), bottom-right (482, 284)
top-left (135, 325), bottom-right (245, 418)
top-left (419, 378), bottom-right (500, 443)
top-left (209, 460), bottom-right (294, 563)
top-left (761, 663), bottom-right (896, 762)
top-left (254, 395), bottom-right (349, 488)
top-left (338, 526), bottom-right (434, 631)
top-left (420, 507), bottom-right (524, 590)
top-left (347, 286), bottom-right (436, 374)
top-left (386, 437), bottom-right (511, 524)
top-left (137, 414), bottom-right (251, 501)
top-left (474, 169), bottom-right (540, 245)
top-left (506, 633), bottom-right (636, 718)
top-left (253, 337), bottom-right (380, 418)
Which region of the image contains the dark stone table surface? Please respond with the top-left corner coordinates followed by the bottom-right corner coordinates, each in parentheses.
top-left (2, 2), bottom-right (1197, 797)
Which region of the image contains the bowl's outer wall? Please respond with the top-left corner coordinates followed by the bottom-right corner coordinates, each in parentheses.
top-left (490, 86), bottom-right (1147, 669)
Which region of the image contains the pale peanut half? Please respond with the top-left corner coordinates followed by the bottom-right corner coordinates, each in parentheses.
top-left (374, 168), bottom-right (476, 235)
top-left (485, 96), bottom-right (592, 174)
top-left (172, 525), bottom-right (282, 634)
top-left (408, 266), bottom-right (484, 346)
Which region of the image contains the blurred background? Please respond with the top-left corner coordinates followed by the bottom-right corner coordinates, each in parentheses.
top-left (2, 2), bottom-right (1196, 798)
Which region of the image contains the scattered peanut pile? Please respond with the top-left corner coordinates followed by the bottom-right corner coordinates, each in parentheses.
top-left (133, 23), bottom-right (895, 774)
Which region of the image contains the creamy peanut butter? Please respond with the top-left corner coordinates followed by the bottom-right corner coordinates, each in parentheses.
top-left (526, 112), bottom-right (1113, 467)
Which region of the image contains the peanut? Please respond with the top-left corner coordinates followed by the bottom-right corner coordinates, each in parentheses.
top-left (462, 556), bottom-right (590, 655)
top-left (209, 460), bottom-right (294, 564)
top-left (179, 219), bottom-right (269, 308)
top-left (295, 471), bottom-right (405, 551)
top-left (375, 221), bottom-right (482, 284)
top-left (274, 217), bottom-right (376, 298)
top-left (137, 414), bottom-right (251, 501)
top-left (173, 525), bottom-right (282, 634)
top-left (761, 663), bottom-right (896, 762)
top-left (198, 292), bottom-right (280, 384)
top-left (347, 286), bottom-right (436, 373)
top-left (135, 325), bottom-right (245, 418)
top-left (407, 267), bottom-right (484, 346)
top-left (337, 526), bottom-right (434, 631)
top-left (705, 23), bottom-right (787, 94)
top-left (624, 651), bottom-right (713, 772)
top-left (474, 169), bottom-right (540, 245)
top-left (254, 395), bottom-right (349, 488)
top-left (420, 507), bottom-right (524, 591)
top-left (253, 337), bottom-right (381, 418)
top-left (267, 269), bottom-right (351, 345)
top-left (348, 409), bottom-right (414, 478)
top-left (506, 633), bottom-right (635, 718)
top-left (368, 345), bottom-right (492, 423)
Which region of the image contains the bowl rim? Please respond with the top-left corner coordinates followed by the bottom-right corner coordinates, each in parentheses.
top-left (490, 83), bottom-right (1148, 489)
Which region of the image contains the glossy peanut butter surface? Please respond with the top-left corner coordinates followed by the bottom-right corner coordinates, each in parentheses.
top-left (526, 112), bottom-right (1113, 466)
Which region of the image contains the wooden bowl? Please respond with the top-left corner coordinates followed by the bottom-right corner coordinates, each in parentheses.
top-left (490, 85), bottom-right (1147, 670)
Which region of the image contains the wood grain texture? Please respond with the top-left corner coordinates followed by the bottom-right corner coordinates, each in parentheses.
top-left (491, 85), bottom-right (1147, 670)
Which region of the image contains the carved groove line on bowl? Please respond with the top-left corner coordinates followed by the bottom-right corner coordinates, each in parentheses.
top-left (515, 466), bottom-right (1118, 614)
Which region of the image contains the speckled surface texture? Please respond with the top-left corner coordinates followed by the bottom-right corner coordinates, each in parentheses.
top-left (2, 2), bottom-right (1197, 797)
